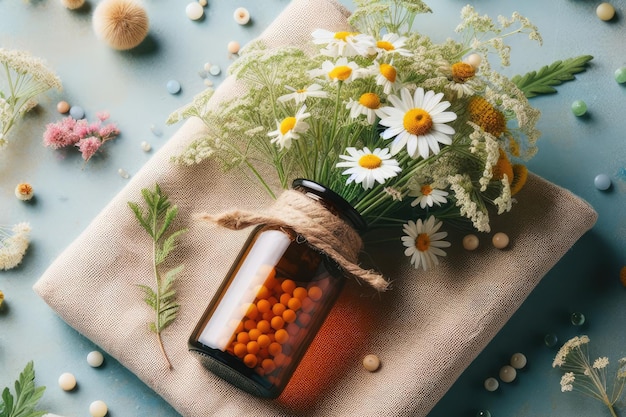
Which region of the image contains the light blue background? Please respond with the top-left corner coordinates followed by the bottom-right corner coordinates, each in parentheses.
top-left (1, 0), bottom-right (624, 416)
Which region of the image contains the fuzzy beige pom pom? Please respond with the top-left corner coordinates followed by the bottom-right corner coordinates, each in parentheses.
top-left (61, 0), bottom-right (85, 10)
top-left (92, 0), bottom-right (149, 50)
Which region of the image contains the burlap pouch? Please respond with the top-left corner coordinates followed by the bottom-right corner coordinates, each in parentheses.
top-left (33, 0), bottom-right (598, 415)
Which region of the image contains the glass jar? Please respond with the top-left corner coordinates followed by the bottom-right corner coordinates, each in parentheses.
top-left (188, 179), bottom-right (366, 398)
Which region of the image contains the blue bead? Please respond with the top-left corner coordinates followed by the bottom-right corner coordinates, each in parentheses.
top-left (166, 80), bottom-right (181, 94)
top-left (594, 174), bottom-right (611, 191)
top-left (69, 106), bottom-right (85, 119)
top-left (571, 312), bottom-right (586, 326)
top-left (544, 333), bottom-right (558, 347)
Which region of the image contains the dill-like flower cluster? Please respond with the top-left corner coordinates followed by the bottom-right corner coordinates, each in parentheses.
top-left (0, 48), bottom-right (62, 149)
top-left (168, 0), bottom-right (542, 270)
top-left (553, 335), bottom-right (626, 417)
top-left (0, 222), bottom-right (31, 270)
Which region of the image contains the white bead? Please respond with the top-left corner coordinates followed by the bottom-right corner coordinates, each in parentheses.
top-left (465, 53), bottom-right (482, 69)
top-left (499, 365), bottom-right (517, 383)
top-left (58, 372), bottom-right (77, 391)
top-left (198, 0), bottom-right (207, 6)
top-left (185, 2), bottom-right (204, 20)
top-left (140, 141), bottom-right (151, 152)
top-left (209, 64), bottom-right (221, 75)
top-left (87, 350), bottom-right (105, 367)
top-left (362, 354), bottom-right (380, 372)
top-left (89, 400), bottom-right (108, 417)
top-left (510, 352), bottom-right (527, 369)
top-left (227, 40), bottom-right (240, 54)
top-left (462, 234), bottom-right (479, 251)
top-left (150, 124), bottom-right (162, 136)
top-left (483, 377), bottom-right (499, 392)
top-left (233, 7), bottom-right (250, 25)
top-left (118, 168), bottom-right (130, 179)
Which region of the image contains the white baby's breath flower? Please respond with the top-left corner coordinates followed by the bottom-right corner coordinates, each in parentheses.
top-left (493, 176), bottom-right (512, 214)
top-left (267, 105), bottom-right (310, 150)
top-left (378, 87), bottom-right (457, 159)
top-left (308, 57), bottom-right (361, 84)
top-left (346, 92), bottom-right (383, 125)
top-left (401, 215), bottom-right (451, 271)
top-left (277, 84), bottom-right (328, 105)
top-left (311, 29), bottom-right (374, 57)
top-left (408, 181), bottom-right (448, 208)
top-left (0, 222), bottom-right (32, 270)
top-left (448, 174), bottom-right (491, 232)
top-left (336, 147), bottom-right (402, 190)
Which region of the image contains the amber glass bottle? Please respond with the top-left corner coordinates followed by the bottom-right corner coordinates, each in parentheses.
top-left (188, 179), bottom-right (366, 398)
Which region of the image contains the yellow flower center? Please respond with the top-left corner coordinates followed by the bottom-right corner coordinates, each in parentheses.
top-left (358, 93), bottom-right (381, 109)
top-left (376, 40), bottom-right (395, 51)
top-left (451, 62), bottom-right (476, 83)
top-left (492, 149), bottom-right (514, 185)
top-left (279, 117), bottom-right (296, 135)
top-left (468, 96), bottom-right (506, 138)
top-left (403, 108), bottom-right (433, 136)
top-left (358, 154), bottom-right (383, 169)
top-left (296, 88), bottom-right (307, 93)
top-left (379, 63), bottom-right (397, 82)
top-left (329, 65), bottom-right (352, 81)
top-left (416, 233), bottom-right (430, 252)
top-left (420, 184), bottom-right (433, 196)
top-left (334, 31), bottom-right (357, 41)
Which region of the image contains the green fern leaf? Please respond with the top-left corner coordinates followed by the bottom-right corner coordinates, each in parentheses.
top-left (511, 55), bottom-right (593, 98)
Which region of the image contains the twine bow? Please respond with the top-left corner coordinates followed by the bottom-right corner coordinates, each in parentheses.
top-left (198, 189), bottom-right (389, 292)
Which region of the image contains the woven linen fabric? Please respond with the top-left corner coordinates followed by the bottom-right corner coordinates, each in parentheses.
top-left (33, 0), bottom-right (598, 416)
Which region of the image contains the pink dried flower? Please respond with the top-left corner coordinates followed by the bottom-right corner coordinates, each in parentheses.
top-left (99, 123), bottom-right (120, 141)
top-left (96, 111), bottom-right (110, 121)
top-left (43, 122), bottom-right (71, 149)
top-left (77, 136), bottom-right (102, 161)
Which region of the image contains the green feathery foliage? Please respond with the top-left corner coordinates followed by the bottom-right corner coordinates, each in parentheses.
top-left (512, 55), bottom-right (593, 98)
top-left (128, 184), bottom-right (187, 369)
top-left (0, 361), bottom-right (47, 417)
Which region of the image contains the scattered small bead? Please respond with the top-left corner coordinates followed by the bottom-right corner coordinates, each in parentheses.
top-left (499, 365), bottom-right (517, 383)
top-left (57, 101), bottom-right (71, 114)
top-left (596, 2), bottom-right (615, 21)
top-left (362, 354), bottom-right (380, 372)
top-left (462, 234), bottom-right (479, 251)
top-left (571, 100), bottom-right (587, 117)
top-left (198, 0), bottom-right (207, 6)
top-left (150, 124), bottom-right (163, 136)
top-left (620, 266), bottom-right (626, 287)
top-left (89, 400), bottom-right (108, 417)
top-left (0, 290), bottom-right (4, 308)
top-left (87, 350), bottom-right (104, 367)
top-left (141, 141), bottom-right (151, 152)
top-left (570, 311), bottom-right (586, 326)
top-left (186, 2), bottom-right (204, 20)
top-left (465, 53), bottom-right (482, 69)
top-left (233, 7), bottom-right (250, 25)
top-left (166, 80), bottom-right (181, 94)
top-left (476, 411), bottom-right (491, 417)
top-left (209, 64), bottom-right (221, 76)
top-left (510, 352), bottom-right (527, 369)
top-left (615, 67), bottom-right (626, 84)
top-left (544, 333), bottom-right (558, 348)
top-left (69, 106), bottom-right (85, 120)
top-left (15, 183), bottom-right (34, 201)
top-left (61, 0), bottom-right (85, 9)
top-left (227, 40), bottom-right (241, 54)
top-left (203, 62), bottom-right (212, 72)
top-left (483, 377), bottom-right (499, 392)
top-left (58, 372), bottom-right (77, 391)
top-left (203, 79), bottom-right (214, 87)
top-left (492, 232), bottom-right (509, 249)
top-left (594, 174), bottom-right (612, 191)
top-left (118, 168), bottom-right (130, 179)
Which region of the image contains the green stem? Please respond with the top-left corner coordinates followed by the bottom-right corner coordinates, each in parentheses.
top-left (151, 212), bottom-right (172, 369)
top-left (608, 403), bottom-right (618, 417)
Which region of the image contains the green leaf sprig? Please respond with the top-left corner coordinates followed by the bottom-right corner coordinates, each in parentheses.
top-left (128, 183), bottom-right (188, 369)
top-left (512, 55), bottom-right (593, 98)
top-left (0, 361), bottom-right (47, 417)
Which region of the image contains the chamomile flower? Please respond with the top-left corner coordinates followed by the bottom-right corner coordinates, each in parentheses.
top-left (311, 29), bottom-right (374, 57)
top-left (336, 147), bottom-right (402, 190)
top-left (267, 105), bottom-right (310, 150)
top-left (379, 87), bottom-right (457, 159)
top-left (368, 60), bottom-right (400, 94)
top-left (408, 182), bottom-right (449, 208)
top-left (277, 84), bottom-right (328, 105)
top-left (309, 57), bottom-right (361, 84)
top-left (374, 33), bottom-right (412, 57)
top-left (346, 92), bottom-right (383, 125)
top-left (441, 61), bottom-right (482, 98)
top-left (401, 216), bottom-right (451, 271)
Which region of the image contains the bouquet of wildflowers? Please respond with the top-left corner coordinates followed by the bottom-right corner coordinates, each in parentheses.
top-left (168, 0), bottom-right (543, 272)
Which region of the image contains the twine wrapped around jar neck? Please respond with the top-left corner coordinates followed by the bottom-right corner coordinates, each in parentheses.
top-left (198, 189), bottom-right (390, 292)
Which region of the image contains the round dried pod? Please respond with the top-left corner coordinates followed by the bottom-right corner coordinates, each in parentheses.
top-left (93, 0), bottom-right (150, 50)
top-left (61, 0), bottom-right (85, 10)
